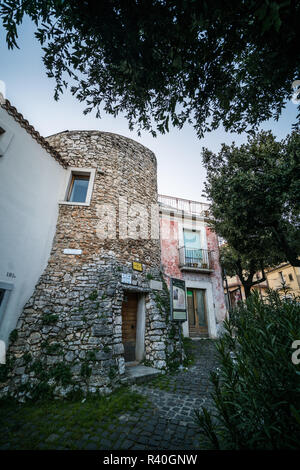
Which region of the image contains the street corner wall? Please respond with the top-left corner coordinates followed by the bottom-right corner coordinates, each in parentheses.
top-left (205, 227), bottom-right (227, 326)
top-left (0, 131), bottom-right (182, 400)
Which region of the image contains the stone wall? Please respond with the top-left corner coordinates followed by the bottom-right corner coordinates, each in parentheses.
top-left (0, 131), bottom-right (182, 401)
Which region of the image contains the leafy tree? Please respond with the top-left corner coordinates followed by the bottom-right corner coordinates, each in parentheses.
top-left (203, 131), bottom-right (300, 269)
top-left (220, 244), bottom-right (280, 299)
top-left (0, 1), bottom-right (299, 137)
top-left (196, 291), bottom-right (300, 449)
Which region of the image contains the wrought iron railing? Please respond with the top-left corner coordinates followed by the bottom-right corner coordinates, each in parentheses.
top-left (158, 194), bottom-right (210, 216)
top-left (179, 247), bottom-right (213, 270)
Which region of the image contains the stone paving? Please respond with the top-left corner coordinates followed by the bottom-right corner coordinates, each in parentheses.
top-left (114, 339), bottom-right (218, 450)
top-left (0, 339), bottom-right (218, 450)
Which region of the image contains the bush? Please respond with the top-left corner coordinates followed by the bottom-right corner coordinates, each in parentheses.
top-left (196, 291), bottom-right (300, 449)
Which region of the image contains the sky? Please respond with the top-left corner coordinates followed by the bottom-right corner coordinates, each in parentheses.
top-left (0, 17), bottom-right (298, 202)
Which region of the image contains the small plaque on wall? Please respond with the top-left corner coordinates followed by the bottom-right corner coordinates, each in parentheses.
top-left (121, 273), bottom-right (132, 284)
top-left (63, 249), bottom-right (82, 255)
top-left (150, 280), bottom-right (163, 291)
top-left (132, 261), bottom-right (143, 272)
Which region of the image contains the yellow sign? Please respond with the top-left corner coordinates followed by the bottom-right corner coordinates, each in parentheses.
top-left (132, 261), bottom-right (143, 272)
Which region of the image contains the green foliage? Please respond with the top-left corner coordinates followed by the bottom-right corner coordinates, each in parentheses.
top-left (220, 244), bottom-right (277, 299)
top-left (20, 382), bottom-right (54, 402)
top-left (9, 329), bottom-right (18, 343)
top-left (168, 325), bottom-right (177, 339)
top-left (80, 363), bottom-right (92, 380)
top-left (0, 356), bottom-right (15, 383)
top-left (165, 347), bottom-right (181, 372)
top-left (23, 352), bottom-right (32, 365)
top-left (108, 366), bottom-right (118, 381)
top-left (42, 314), bottom-right (59, 325)
top-left (86, 350), bottom-right (97, 362)
top-left (50, 363), bottom-right (73, 387)
top-left (41, 342), bottom-right (63, 355)
top-left (196, 291), bottom-right (300, 449)
top-left (30, 360), bottom-right (49, 381)
top-left (154, 277), bottom-right (171, 323)
top-left (0, 386), bottom-right (147, 449)
top-left (203, 131), bottom-right (300, 269)
top-left (89, 290), bottom-right (98, 301)
top-left (148, 374), bottom-right (171, 391)
top-left (1, 2), bottom-right (299, 137)
top-left (182, 337), bottom-right (196, 367)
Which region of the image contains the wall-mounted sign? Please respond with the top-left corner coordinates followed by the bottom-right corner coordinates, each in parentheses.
top-left (150, 280), bottom-right (163, 291)
top-left (63, 249), bottom-right (82, 255)
top-left (170, 278), bottom-right (187, 321)
top-left (121, 273), bottom-right (132, 284)
top-left (132, 261), bottom-right (143, 272)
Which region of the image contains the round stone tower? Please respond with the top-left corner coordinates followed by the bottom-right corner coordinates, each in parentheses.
top-left (1, 131), bottom-right (181, 400)
top-left (46, 130), bottom-right (161, 266)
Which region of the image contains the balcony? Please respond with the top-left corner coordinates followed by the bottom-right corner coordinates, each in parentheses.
top-left (179, 247), bottom-right (213, 272)
top-left (158, 194), bottom-right (210, 217)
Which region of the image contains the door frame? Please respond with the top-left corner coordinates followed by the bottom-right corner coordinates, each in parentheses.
top-left (121, 290), bottom-right (146, 363)
top-left (187, 288), bottom-right (208, 335)
top-left (183, 280), bottom-right (217, 338)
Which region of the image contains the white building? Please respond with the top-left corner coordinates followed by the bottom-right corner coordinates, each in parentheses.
top-left (0, 97), bottom-right (67, 346)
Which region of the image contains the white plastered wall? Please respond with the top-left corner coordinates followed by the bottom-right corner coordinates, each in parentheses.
top-left (0, 107), bottom-right (67, 346)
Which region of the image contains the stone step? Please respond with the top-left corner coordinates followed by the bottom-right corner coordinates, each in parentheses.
top-left (121, 364), bottom-right (162, 385)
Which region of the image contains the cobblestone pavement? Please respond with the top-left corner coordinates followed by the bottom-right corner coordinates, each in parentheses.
top-left (114, 339), bottom-right (218, 450)
top-left (0, 339), bottom-right (218, 450)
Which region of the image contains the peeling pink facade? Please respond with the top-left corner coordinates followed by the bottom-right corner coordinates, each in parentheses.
top-left (159, 195), bottom-right (227, 338)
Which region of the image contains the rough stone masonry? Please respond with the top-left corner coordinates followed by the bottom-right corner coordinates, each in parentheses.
top-left (0, 131), bottom-right (182, 401)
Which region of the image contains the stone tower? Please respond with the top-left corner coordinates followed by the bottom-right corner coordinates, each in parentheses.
top-left (1, 131), bottom-right (181, 400)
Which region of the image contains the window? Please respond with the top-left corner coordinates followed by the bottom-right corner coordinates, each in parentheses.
top-left (279, 271), bottom-right (285, 283)
top-left (183, 229), bottom-right (202, 266)
top-left (60, 167), bottom-right (96, 206)
top-left (288, 273), bottom-right (294, 282)
top-left (67, 174), bottom-right (90, 203)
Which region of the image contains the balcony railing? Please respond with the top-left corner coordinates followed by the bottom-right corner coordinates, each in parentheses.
top-left (158, 194), bottom-right (210, 217)
top-left (179, 247), bottom-right (213, 271)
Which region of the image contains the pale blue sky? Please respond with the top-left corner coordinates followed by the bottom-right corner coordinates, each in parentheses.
top-left (0, 17), bottom-right (298, 202)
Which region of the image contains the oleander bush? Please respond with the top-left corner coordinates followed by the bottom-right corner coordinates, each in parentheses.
top-left (196, 290), bottom-right (300, 449)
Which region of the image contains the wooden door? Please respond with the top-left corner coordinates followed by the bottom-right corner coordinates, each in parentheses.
top-left (121, 292), bottom-right (138, 362)
top-left (187, 289), bottom-right (208, 337)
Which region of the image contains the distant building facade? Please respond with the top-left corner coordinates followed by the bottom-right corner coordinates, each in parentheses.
top-left (159, 195), bottom-right (227, 338)
top-left (265, 263), bottom-right (300, 297)
top-left (224, 262), bottom-right (300, 308)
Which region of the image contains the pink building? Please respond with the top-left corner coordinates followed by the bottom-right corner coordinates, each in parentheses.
top-left (159, 195), bottom-right (227, 338)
